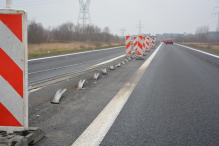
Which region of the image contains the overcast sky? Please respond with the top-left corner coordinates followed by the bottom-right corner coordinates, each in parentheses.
top-left (0, 0), bottom-right (218, 35)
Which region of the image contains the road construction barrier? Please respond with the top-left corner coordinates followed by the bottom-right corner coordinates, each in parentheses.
top-left (142, 36), bottom-right (146, 56)
top-left (136, 35), bottom-right (144, 59)
top-left (152, 37), bottom-right (156, 48)
top-left (0, 5), bottom-right (45, 145)
top-left (133, 36), bottom-right (137, 52)
top-left (126, 35), bottom-right (131, 57)
top-left (0, 9), bottom-right (28, 132)
top-left (146, 36), bottom-right (150, 52)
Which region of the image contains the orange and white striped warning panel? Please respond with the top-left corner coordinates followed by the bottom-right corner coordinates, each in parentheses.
top-left (126, 35), bottom-right (131, 57)
top-left (0, 9), bottom-right (28, 132)
top-left (137, 35), bottom-right (144, 58)
top-left (146, 36), bottom-right (150, 52)
top-left (133, 36), bottom-right (137, 52)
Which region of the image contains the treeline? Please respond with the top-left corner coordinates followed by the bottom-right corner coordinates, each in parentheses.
top-left (28, 20), bottom-right (121, 44)
top-left (173, 26), bottom-right (219, 43)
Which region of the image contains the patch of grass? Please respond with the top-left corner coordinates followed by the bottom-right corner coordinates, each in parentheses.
top-left (178, 42), bottom-right (219, 53)
top-left (28, 44), bottom-right (125, 58)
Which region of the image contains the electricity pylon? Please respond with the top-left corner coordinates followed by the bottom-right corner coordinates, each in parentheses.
top-left (78, 0), bottom-right (91, 27)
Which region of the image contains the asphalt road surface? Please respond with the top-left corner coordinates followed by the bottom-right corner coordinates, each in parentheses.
top-left (28, 43), bottom-right (219, 146)
top-left (99, 43), bottom-right (219, 145)
top-left (28, 46), bottom-right (125, 82)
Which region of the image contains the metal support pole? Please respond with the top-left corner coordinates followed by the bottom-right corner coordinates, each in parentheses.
top-left (6, 0), bottom-right (12, 8)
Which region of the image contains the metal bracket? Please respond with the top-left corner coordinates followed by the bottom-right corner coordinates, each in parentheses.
top-left (93, 73), bottom-right (100, 80)
top-left (51, 88), bottom-right (67, 104)
top-left (116, 63), bottom-right (121, 67)
top-left (102, 68), bottom-right (108, 75)
top-left (110, 65), bottom-right (115, 70)
top-left (78, 79), bottom-right (86, 90)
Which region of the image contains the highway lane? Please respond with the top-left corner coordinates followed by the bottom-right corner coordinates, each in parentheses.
top-left (99, 43), bottom-right (219, 145)
top-left (28, 46), bottom-right (125, 82)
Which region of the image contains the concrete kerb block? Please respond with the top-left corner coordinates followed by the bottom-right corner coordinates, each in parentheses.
top-left (128, 57), bottom-right (132, 61)
top-left (143, 52), bottom-right (147, 56)
top-left (122, 61), bottom-right (125, 65)
top-left (51, 88), bottom-right (67, 104)
top-left (135, 56), bottom-right (145, 60)
top-left (125, 59), bottom-right (129, 63)
top-left (0, 127), bottom-right (46, 146)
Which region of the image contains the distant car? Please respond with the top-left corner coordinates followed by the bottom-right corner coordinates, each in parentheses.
top-left (162, 39), bottom-right (166, 42)
top-left (166, 38), bottom-right (173, 44)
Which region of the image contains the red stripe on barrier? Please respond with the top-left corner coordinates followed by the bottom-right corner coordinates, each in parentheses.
top-left (127, 50), bottom-right (131, 55)
top-left (134, 41), bottom-right (137, 46)
top-left (146, 42), bottom-right (149, 46)
top-left (126, 36), bottom-right (130, 40)
top-left (137, 51), bottom-right (142, 56)
top-left (126, 41), bottom-right (131, 49)
top-left (0, 14), bottom-right (22, 42)
top-left (0, 103), bottom-right (22, 126)
top-left (0, 48), bottom-right (23, 98)
top-left (139, 36), bottom-right (143, 40)
top-left (138, 42), bottom-right (142, 49)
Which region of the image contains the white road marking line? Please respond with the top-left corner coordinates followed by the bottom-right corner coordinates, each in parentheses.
top-left (28, 46), bottom-right (124, 62)
top-left (29, 54), bottom-right (124, 75)
top-left (175, 43), bottom-right (219, 59)
top-left (28, 54), bottom-right (125, 93)
top-left (72, 43), bottom-right (163, 146)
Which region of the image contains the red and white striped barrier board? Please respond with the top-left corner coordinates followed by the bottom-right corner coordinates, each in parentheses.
top-left (146, 36), bottom-right (150, 51)
top-left (126, 35), bottom-right (131, 56)
top-left (142, 36), bottom-right (146, 53)
top-left (133, 36), bottom-right (137, 52)
top-left (0, 9), bottom-right (28, 132)
top-left (151, 37), bottom-right (156, 48)
top-left (137, 35), bottom-right (143, 56)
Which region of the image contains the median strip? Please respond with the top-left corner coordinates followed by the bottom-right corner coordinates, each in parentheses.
top-left (71, 43), bottom-right (162, 146)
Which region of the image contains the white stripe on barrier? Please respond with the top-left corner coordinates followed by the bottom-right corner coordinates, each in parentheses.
top-left (0, 21), bottom-right (24, 69)
top-left (0, 76), bottom-right (24, 125)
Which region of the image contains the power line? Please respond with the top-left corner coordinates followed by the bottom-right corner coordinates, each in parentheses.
top-left (0, 0), bottom-right (71, 7)
top-left (120, 29), bottom-right (125, 37)
top-left (213, 1), bottom-right (219, 31)
top-left (136, 20), bottom-right (144, 35)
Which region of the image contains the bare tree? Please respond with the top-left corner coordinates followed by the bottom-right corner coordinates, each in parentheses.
top-left (28, 20), bottom-right (121, 44)
top-left (28, 20), bottom-right (46, 44)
